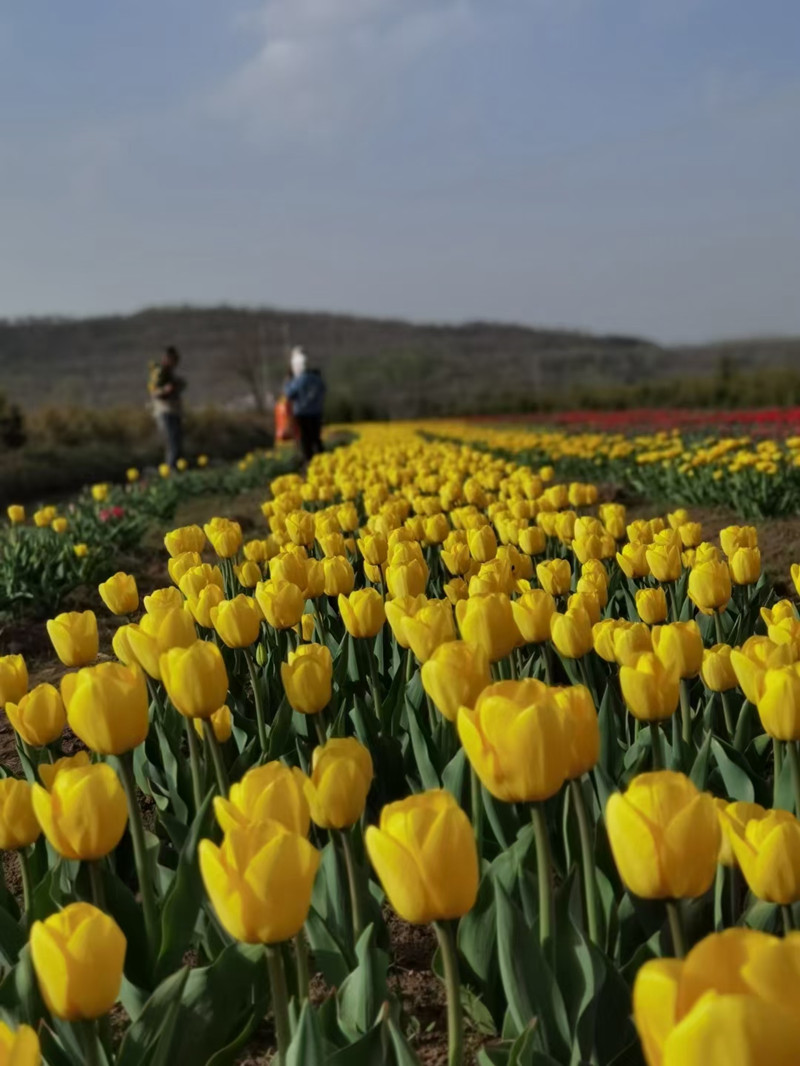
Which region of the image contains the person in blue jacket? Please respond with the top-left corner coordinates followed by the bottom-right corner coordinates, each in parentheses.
top-left (284, 347), bottom-right (326, 465)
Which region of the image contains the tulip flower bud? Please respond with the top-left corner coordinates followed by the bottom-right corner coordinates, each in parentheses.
top-left (518, 526), bottom-right (546, 557)
top-left (357, 532), bottom-right (388, 566)
top-left (567, 590), bottom-right (602, 626)
top-left (38, 751), bottom-right (91, 790)
top-left (645, 543), bottom-right (682, 584)
top-left (98, 572), bottom-right (139, 616)
top-left (0, 1022), bottom-right (39, 1063)
top-left (620, 652), bottom-right (680, 721)
top-left (729, 547), bottom-right (761, 586)
top-left (686, 558), bottom-right (731, 614)
top-left (593, 619), bottom-right (625, 662)
top-left (366, 790), bottom-right (478, 924)
top-left (143, 585), bottom-right (184, 622)
top-left (338, 502), bottom-right (359, 532)
top-left (716, 800), bottom-right (769, 867)
top-left (612, 622), bottom-right (652, 667)
top-left (550, 607), bottom-right (594, 660)
top-left (204, 517), bottom-right (243, 558)
top-left (456, 593), bottom-right (521, 663)
top-left (755, 663), bottom-right (800, 740)
top-left (616, 541), bottom-right (650, 579)
top-left (385, 559), bottom-right (428, 599)
top-left (701, 644), bottom-right (737, 692)
top-left (160, 640), bottom-right (229, 719)
top-left (194, 704), bottom-right (233, 745)
top-left (467, 524), bottom-right (497, 564)
top-left (576, 571), bottom-right (608, 607)
top-left (286, 510), bottom-right (316, 547)
top-left (168, 551), bottom-right (203, 587)
top-left (210, 595), bottom-right (262, 648)
top-left (46, 611), bottom-right (98, 668)
top-left (720, 525), bottom-right (758, 558)
top-left (164, 523), bottom-right (207, 557)
top-left (606, 771), bottom-right (720, 899)
top-left (678, 522), bottom-right (703, 548)
top-left (280, 643), bottom-right (332, 715)
top-left (458, 679), bottom-right (566, 802)
top-left (234, 560), bottom-right (263, 589)
top-left (126, 606), bottom-right (197, 679)
top-left (421, 640), bottom-right (491, 722)
top-left (200, 822), bottom-right (320, 943)
top-left (179, 563), bottom-right (224, 602)
top-left (61, 662), bottom-right (148, 755)
top-left (338, 588), bottom-right (386, 639)
top-left (511, 589), bottom-right (556, 644)
top-left (536, 558), bottom-right (571, 597)
top-left (255, 579), bottom-right (305, 630)
top-left (304, 738), bottom-right (374, 830)
top-left (0, 779), bottom-right (40, 850)
top-left (32, 763), bottom-right (128, 860)
top-left (215, 761), bottom-right (310, 836)
top-left (31, 903), bottom-right (126, 1020)
top-left (552, 685), bottom-right (599, 778)
top-left (321, 556), bottom-right (355, 597)
top-left (652, 621), bottom-right (703, 679)
top-left (6, 505), bottom-right (25, 524)
top-left (301, 558), bottom-right (325, 600)
top-left (5, 683), bottom-right (65, 746)
top-left (385, 594), bottom-right (428, 648)
top-left (724, 807), bottom-right (800, 903)
top-left (185, 584), bottom-right (225, 629)
top-left (636, 587), bottom-right (667, 625)
top-left (402, 600), bottom-right (456, 662)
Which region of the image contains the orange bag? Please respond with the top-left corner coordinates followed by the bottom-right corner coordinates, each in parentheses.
top-left (274, 397), bottom-right (294, 442)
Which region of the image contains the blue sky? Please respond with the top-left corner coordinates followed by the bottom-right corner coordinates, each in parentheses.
top-left (1, 0), bottom-right (798, 342)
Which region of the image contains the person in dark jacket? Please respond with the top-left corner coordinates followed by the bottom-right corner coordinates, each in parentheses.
top-left (284, 347), bottom-right (325, 465)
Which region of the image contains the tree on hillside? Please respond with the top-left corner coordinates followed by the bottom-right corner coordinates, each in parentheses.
top-left (227, 320), bottom-right (290, 412)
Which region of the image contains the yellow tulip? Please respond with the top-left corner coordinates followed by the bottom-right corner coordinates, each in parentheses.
top-left (270, 550), bottom-right (308, 589)
top-left (210, 595), bottom-right (262, 648)
top-left (593, 618), bottom-right (625, 662)
top-left (458, 679), bottom-right (566, 802)
top-left (720, 524), bottom-right (758, 558)
top-left (160, 641), bottom-right (229, 719)
top-left (321, 556), bottom-right (355, 597)
top-left (677, 522), bottom-right (702, 548)
top-left (46, 611), bottom-right (98, 668)
top-left (98, 572), bottom-right (139, 616)
top-left (178, 563), bottom-right (224, 602)
top-left (200, 821), bottom-right (320, 943)
top-left (186, 584), bottom-right (226, 629)
top-left (280, 644), bottom-right (332, 714)
top-left (204, 517), bottom-right (243, 558)
top-left (142, 585), bottom-right (184, 622)
top-left (214, 762), bottom-right (310, 836)
top-left (385, 559), bottom-right (428, 599)
top-left (402, 600), bottom-right (456, 662)
top-left (612, 622), bottom-right (653, 666)
top-left (511, 589), bottom-right (556, 644)
top-left (755, 663), bottom-right (800, 740)
top-left (729, 547), bottom-right (761, 586)
top-left (761, 600), bottom-right (796, 628)
top-left (567, 590), bottom-right (602, 626)
top-left (467, 525), bottom-right (497, 563)
top-left (6, 505), bottom-right (25, 525)
top-left (31, 903), bottom-right (126, 1020)
top-left (255, 579), bottom-right (305, 630)
top-left (358, 533), bottom-right (388, 566)
top-left (5, 683), bottom-right (65, 746)
top-left (550, 607), bottom-right (593, 659)
top-left (127, 606), bottom-right (197, 679)
top-left (518, 526), bottom-right (546, 556)
top-left (32, 763), bottom-right (128, 860)
top-left (652, 621), bottom-right (703, 679)
top-left (194, 704), bottom-right (233, 745)
top-left (552, 685), bottom-right (598, 778)
top-left (338, 588), bottom-right (386, 638)
top-left (536, 558), bottom-right (571, 596)
top-left (455, 593), bottom-right (521, 662)
top-left (304, 738), bottom-right (374, 830)
top-left (725, 804), bottom-right (800, 904)
top-left (243, 538), bottom-right (272, 563)
top-left (51, 517), bottom-right (68, 534)
top-left (792, 562), bottom-right (800, 599)
top-left (605, 771), bottom-right (720, 899)
top-left (126, 467), bottom-right (140, 482)
top-left (617, 541), bottom-right (651, 579)
top-left (297, 613), bottom-right (316, 642)
top-left (91, 483), bottom-right (109, 502)
top-left (636, 587), bottom-right (667, 625)
top-left (0, 1022), bottom-right (39, 1064)
top-left (385, 594), bottom-right (428, 648)
top-left (38, 751), bottom-right (90, 791)
top-left (688, 559), bottom-right (732, 613)
top-left (164, 524), bottom-right (207, 557)
top-left (716, 800), bottom-right (769, 867)
top-left (60, 662), bottom-right (148, 755)
top-left (420, 640), bottom-right (491, 722)
top-left (286, 510), bottom-right (316, 547)
top-left (234, 560), bottom-right (263, 589)
top-left (620, 653), bottom-right (680, 721)
top-left (168, 551), bottom-right (203, 586)
top-left (645, 543), bottom-right (682, 584)
top-left (701, 644), bottom-right (737, 692)
top-left (576, 571), bottom-right (608, 608)
top-left (0, 779), bottom-right (40, 850)
top-left (366, 790), bottom-right (478, 923)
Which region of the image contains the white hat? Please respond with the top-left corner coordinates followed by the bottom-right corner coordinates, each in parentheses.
top-left (290, 347), bottom-right (307, 376)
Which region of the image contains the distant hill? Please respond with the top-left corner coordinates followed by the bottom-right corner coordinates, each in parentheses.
top-left (1, 305), bottom-right (799, 420)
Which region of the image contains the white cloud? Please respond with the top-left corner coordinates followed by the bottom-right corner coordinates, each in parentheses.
top-left (214, 0), bottom-right (475, 140)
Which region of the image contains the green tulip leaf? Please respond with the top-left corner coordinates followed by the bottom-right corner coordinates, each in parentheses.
top-left (337, 923), bottom-right (389, 1040)
top-left (711, 738), bottom-right (756, 803)
top-left (287, 1001), bottom-right (327, 1066)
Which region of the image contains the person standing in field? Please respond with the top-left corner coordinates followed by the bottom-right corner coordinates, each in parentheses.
top-left (284, 347), bottom-right (326, 466)
top-left (149, 346), bottom-right (185, 468)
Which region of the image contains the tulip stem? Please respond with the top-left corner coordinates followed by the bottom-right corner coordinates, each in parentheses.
top-left (470, 767), bottom-right (484, 862)
top-left (245, 651), bottom-right (268, 754)
top-left (787, 741), bottom-right (800, 818)
top-left (773, 738), bottom-right (784, 807)
top-left (338, 828), bottom-right (366, 943)
top-left (369, 656), bottom-right (385, 731)
top-left (649, 721), bottom-right (663, 770)
top-left (294, 932), bottom-right (310, 1002)
top-left (666, 900), bottom-right (687, 958)
top-left (202, 718), bottom-right (229, 797)
top-left (542, 643), bottom-right (554, 686)
top-left (713, 609), bottom-right (725, 646)
top-left (679, 680), bottom-right (692, 746)
top-left (88, 860), bottom-right (107, 911)
top-left (18, 848), bottom-right (32, 922)
top-left (433, 920), bottom-right (464, 1066)
top-left (75, 1020), bottom-right (103, 1066)
top-left (119, 752), bottom-right (159, 967)
top-left (569, 779), bottom-right (600, 946)
top-left (668, 582), bottom-right (680, 623)
top-left (185, 719), bottom-right (204, 813)
top-left (720, 691), bottom-right (735, 738)
top-left (530, 805), bottom-right (554, 949)
top-left (782, 904), bottom-right (796, 933)
top-left (266, 944), bottom-right (292, 1065)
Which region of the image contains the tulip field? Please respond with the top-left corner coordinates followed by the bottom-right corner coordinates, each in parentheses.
top-left (2, 419), bottom-right (800, 1065)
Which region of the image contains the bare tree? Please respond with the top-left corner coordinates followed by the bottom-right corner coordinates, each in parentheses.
top-left (227, 320), bottom-right (290, 412)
